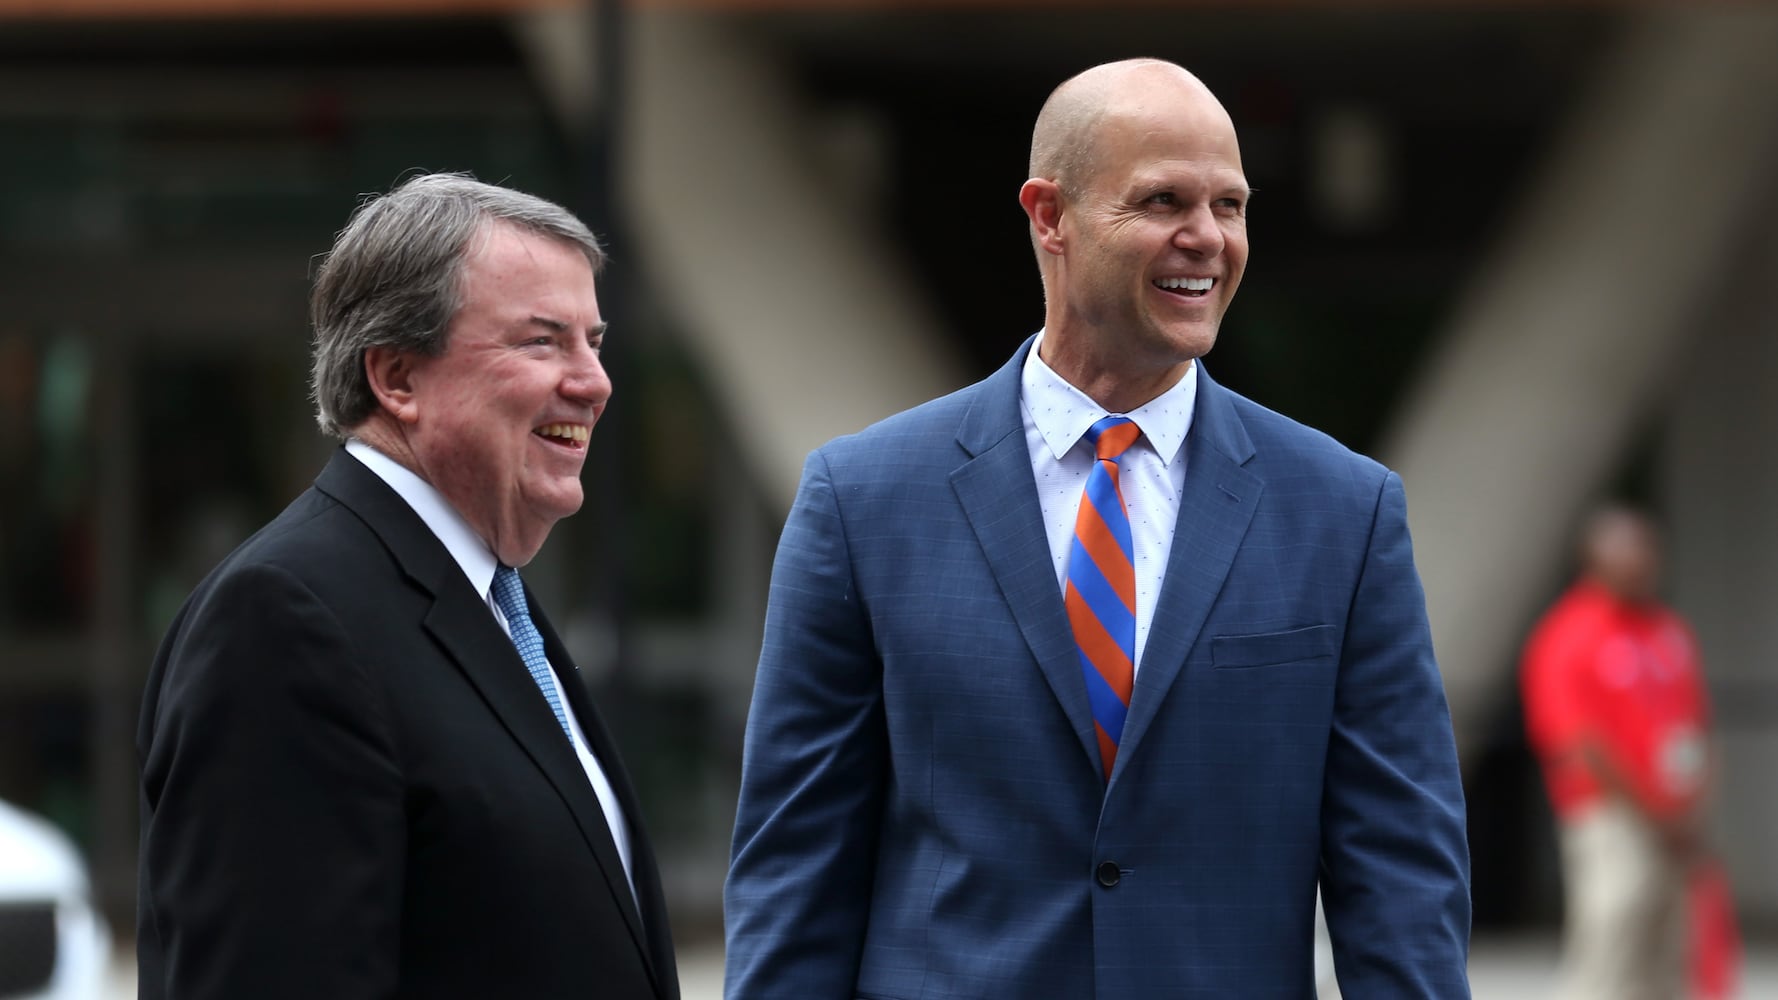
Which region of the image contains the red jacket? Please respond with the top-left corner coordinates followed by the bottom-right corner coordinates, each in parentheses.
top-left (1520, 580), bottom-right (1709, 819)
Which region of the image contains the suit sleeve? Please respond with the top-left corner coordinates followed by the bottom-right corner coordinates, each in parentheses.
top-left (139, 562), bottom-right (404, 1000)
top-left (1320, 471), bottom-right (1473, 997)
top-left (724, 451), bottom-right (886, 998)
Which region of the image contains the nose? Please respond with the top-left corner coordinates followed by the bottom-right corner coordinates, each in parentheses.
top-left (1173, 204), bottom-right (1225, 257)
top-left (562, 341), bottom-right (612, 408)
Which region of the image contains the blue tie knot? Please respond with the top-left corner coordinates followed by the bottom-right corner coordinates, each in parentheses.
top-left (492, 564), bottom-right (529, 623)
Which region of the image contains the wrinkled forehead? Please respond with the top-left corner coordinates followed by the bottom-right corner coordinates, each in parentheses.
top-left (1091, 105), bottom-right (1247, 187)
top-left (1106, 92), bottom-right (1240, 151)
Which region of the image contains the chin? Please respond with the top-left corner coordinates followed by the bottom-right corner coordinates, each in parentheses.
top-left (1181, 318), bottom-right (1224, 353)
top-left (1147, 328), bottom-right (1218, 365)
top-left (544, 487), bottom-right (586, 520)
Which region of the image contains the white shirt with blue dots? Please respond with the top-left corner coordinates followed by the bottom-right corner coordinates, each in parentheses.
top-left (1018, 333), bottom-right (1197, 676)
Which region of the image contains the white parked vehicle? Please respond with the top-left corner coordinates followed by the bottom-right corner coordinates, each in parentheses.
top-left (0, 798), bottom-right (109, 999)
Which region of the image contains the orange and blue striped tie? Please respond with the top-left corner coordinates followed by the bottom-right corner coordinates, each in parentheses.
top-left (1066, 415), bottom-right (1142, 781)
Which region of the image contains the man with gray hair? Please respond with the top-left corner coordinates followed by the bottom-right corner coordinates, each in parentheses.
top-left (138, 173), bottom-right (679, 1000)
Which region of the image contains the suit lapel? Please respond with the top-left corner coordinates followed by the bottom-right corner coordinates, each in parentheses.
top-left (1112, 368), bottom-right (1261, 785)
top-left (533, 610), bottom-right (677, 999)
top-left (420, 588), bottom-right (655, 968)
top-left (951, 342), bottom-right (1103, 772)
top-left (315, 452), bottom-right (664, 994)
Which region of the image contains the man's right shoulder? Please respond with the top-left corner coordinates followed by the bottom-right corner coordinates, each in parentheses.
top-left (1523, 586), bottom-right (1603, 669)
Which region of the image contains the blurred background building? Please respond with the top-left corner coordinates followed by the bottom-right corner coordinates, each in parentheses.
top-left (2, 0), bottom-right (1776, 969)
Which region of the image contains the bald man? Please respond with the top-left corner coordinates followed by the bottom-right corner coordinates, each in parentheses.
top-left (725, 59), bottom-right (1471, 997)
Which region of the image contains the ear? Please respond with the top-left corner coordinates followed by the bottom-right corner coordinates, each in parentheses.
top-left (363, 345), bottom-right (422, 425)
top-left (1019, 178), bottom-right (1067, 257)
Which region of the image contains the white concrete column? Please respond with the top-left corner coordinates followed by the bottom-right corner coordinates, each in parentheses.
top-left (1379, 8), bottom-right (1778, 751)
top-left (514, 8), bottom-right (966, 510)
top-left (619, 11), bottom-right (966, 510)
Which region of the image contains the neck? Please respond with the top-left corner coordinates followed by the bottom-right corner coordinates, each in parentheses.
top-left (1584, 576), bottom-right (1655, 609)
top-left (1038, 335), bottom-right (1191, 413)
top-left (349, 415), bottom-right (418, 472)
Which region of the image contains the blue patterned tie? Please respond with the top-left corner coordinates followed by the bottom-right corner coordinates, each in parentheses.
top-left (1067, 415), bottom-right (1141, 781)
top-left (491, 565), bottom-right (573, 743)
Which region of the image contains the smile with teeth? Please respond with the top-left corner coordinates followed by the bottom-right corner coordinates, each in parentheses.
top-left (534, 423), bottom-right (590, 448)
top-left (1154, 276), bottom-right (1215, 297)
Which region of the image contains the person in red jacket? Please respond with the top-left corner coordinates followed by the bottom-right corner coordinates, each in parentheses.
top-left (1522, 504), bottom-right (1712, 1000)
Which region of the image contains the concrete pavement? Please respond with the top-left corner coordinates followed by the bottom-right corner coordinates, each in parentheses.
top-left (108, 933), bottom-right (1778, 997)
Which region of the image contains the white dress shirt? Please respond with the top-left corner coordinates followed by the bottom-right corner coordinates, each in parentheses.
top-left (344, 440), bottom-right (636, 898)
top-left (1019, 334), bottom-right (1198, 674)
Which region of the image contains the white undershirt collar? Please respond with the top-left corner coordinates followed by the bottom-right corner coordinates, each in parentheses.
top-left (344, 439), bottom-right (498, 595)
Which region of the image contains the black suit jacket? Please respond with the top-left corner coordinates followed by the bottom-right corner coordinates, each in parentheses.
top-left (137, 449), bottom-right (679, 999)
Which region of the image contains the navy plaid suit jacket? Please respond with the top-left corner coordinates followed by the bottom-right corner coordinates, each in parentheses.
top-left (726, 338), bottom-right (1471, 998)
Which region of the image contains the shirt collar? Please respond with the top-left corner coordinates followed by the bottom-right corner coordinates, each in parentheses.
top-left (1020, 331), bottom-right (1198, 465)
top-left (344, 439), bottom-right (500, 600)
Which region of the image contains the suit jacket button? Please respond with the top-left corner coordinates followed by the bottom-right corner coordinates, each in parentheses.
top-left (1096, 861), bottom-right (1121, 887)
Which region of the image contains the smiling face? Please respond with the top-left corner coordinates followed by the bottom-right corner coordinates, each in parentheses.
top-left (1024, 64), bottom-right (1249, 410)
top-left (397, 222), bottom-right (609, 565)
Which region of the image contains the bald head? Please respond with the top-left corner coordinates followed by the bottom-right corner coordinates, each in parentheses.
top-left (1016, 57), bottom-right (1250, 405)
top-left (1029, 58), bottom-right (1229, 196)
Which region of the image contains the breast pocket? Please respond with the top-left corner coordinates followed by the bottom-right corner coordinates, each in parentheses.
top-left (1211, 623), bottom-right (1337, 670)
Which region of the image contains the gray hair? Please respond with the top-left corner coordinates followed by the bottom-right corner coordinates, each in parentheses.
top-left (309, 172), bottom-right (605, 438)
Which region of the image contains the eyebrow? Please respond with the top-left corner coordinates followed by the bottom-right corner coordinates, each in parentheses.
top-left (1129, 175), bottom-right (1253, 199)
top-left (527, 316), bottom-right (608, 339)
